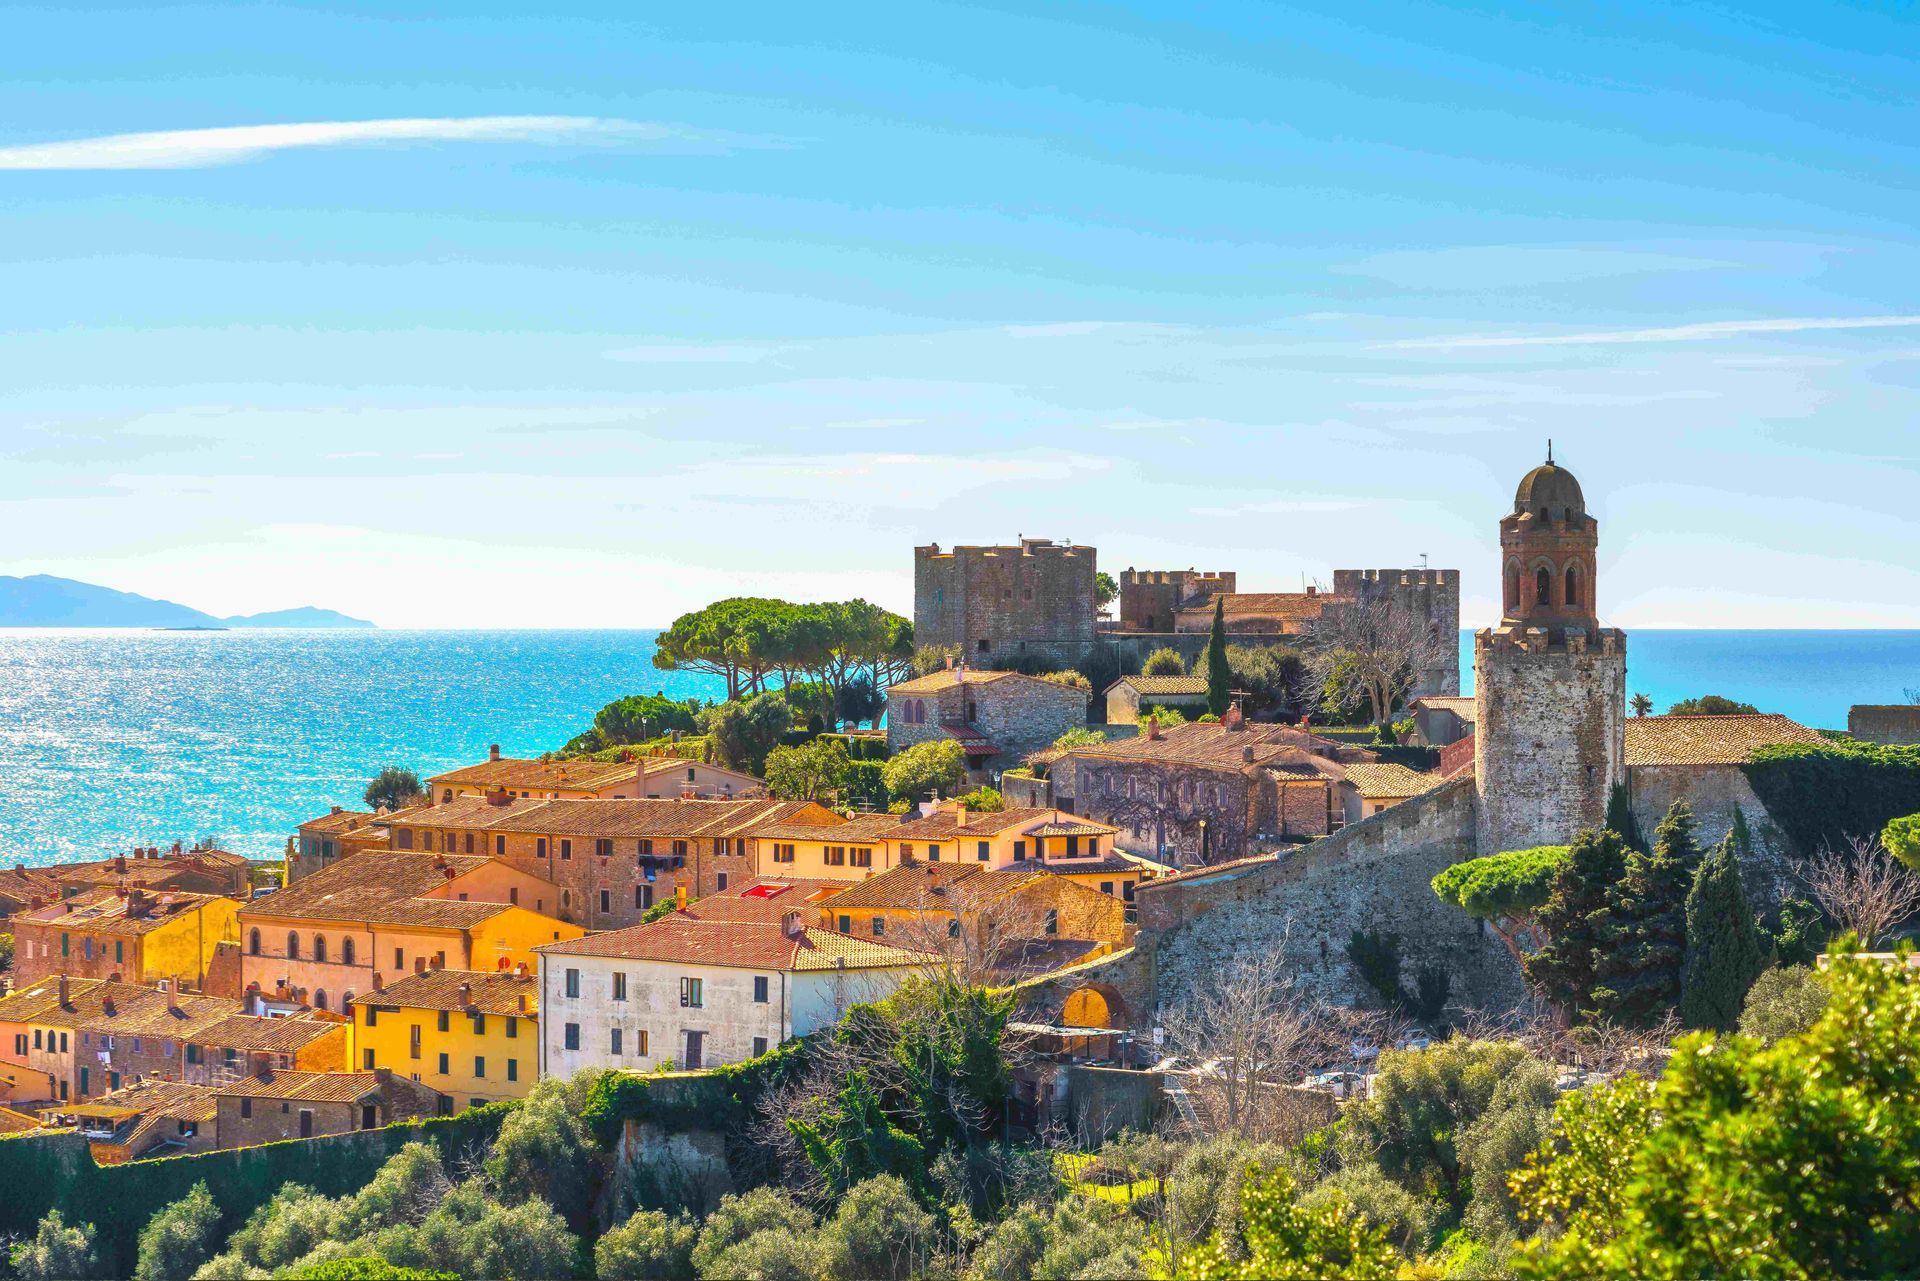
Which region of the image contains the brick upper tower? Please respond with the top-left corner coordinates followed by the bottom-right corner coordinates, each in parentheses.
top-left (1475, 451), bottom-right (1626, 855)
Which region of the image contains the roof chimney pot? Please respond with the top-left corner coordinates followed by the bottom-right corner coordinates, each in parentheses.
top-left (488, 743), bottom-right (501, 762)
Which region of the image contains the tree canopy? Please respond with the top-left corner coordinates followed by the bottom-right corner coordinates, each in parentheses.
top-left (652, 597), bottom-right (913, 712)
top-left (1431, 845), bottom-right (1569, 965)
top-left (879, 739), bottom-right (966, 802)
top-left (364, 766), bottom-right (425, 813)
top-left (1665, 693), bottom-right (1760, 715)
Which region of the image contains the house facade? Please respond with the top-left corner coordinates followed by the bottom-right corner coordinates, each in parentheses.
top-left (11, 889), bottom-right (240, 990)
top-left (885, 668), bottom-right (1090, 776)
top-left (349, 968), bottom-right (539, 1109)
top-left (428, 746), bottom-right (763, 805)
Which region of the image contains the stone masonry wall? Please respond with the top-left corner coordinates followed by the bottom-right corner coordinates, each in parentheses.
top-left (913, 540), bottom-right (1096, 663)
top-left (1474, 629), bottom-right (1625, 855)
top-left (1849, 705), bottom-right (1920, 745)
top-left (1627, 763), bottom-right (1799, 911)
top-left (1137, 776), bottom-right (1522, 1017)
top-left (1333, 568), bottom-right (1462, 698)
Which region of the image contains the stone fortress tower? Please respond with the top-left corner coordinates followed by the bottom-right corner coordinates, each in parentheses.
top-left (1474, 452), bottom-right (1626, 855)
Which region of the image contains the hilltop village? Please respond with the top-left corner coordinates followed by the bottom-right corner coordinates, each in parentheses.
top-left (4, 457), bottom-right (1920, 1278)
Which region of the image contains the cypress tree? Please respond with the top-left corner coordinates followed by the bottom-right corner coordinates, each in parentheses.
top-left (1605, 782), bottom-right (1649, 853)
top-left (1524, 827), bottom-right (1628, 1022)
top-left (1680, 819), bottom-right (1768, 1030)
top-left (1594, 801), bottom-right (1698, 1027)
top-left (1205, 596), bottom-right (1231, 717)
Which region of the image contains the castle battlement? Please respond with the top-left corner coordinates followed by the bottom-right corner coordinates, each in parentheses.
top-left (1333, 567), bottom-right (1461, 592)
top-left (1475, 625), bottom-right (1625, 658)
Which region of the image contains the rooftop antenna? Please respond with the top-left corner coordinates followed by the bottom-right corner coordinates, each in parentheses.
top-left (1546, 438), bottom-right (1554, 465)
top-left (1419, 552), bottom-right (1429, 569)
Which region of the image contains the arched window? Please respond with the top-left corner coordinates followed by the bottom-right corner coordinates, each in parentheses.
top-left (343, 990), bottom-right (356, 1009)
top-left (248, 928), bottom-right (261, 956)
top-left (286, 932), bottom-right (300, 960)
top-left (313, 990), bottom-right (328, 1012)
top-left (1504, 565), bottom-right (1520, 610)
top-left (314, 934), bottom-right (327, 963)
top-left (1535, 566), bottom-right (1552, 608)
top-left (341, 937), bottom-right (356, 966)
top-left (1564, 564), bottom-right (1581, 608)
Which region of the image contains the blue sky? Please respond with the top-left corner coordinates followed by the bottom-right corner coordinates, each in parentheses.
top-left (2, 1), bottom-right (1917, 628)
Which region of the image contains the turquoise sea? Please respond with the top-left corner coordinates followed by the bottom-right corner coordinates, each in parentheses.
top-left (0, 628), bottom-right (1915, 864)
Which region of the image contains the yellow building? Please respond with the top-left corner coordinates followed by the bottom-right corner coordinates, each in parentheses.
top-left (10, 889), bottom-right (240, 990)
top-left (349, 968), bottom-right (539, 1109)
top-left (238, 851), bottom-right (584, 1015)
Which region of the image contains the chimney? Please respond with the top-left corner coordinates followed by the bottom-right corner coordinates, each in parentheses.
top-left (1146, 714), bottom-right (1162, 741)
top-left (102, 994), bottom-right (116, 1016)
top-left (675, 883), bottom-right (688, 911)
top-left (115, 854), bottom-right (128, 874)
top-left (956, 807), bottom-right (970, 829)
top-left (149, 846), bottom-right (159, 859)
top-left (517, 993), bottom-right (529, 1013)
top-left (415, 957), bottom-right (427, 973)
top-left (458, 982), bottom-right (472, 1009)
top-left (781, 909), bottom-right (804, 939)
top-left (171, 841), bottom-right (182, 856)
top-left (1306, 585), bottom-right (1317, 598)
top-left (488, 743), bottom-right (501, 762)
top-left (486, 786), bottom-right (512, 807)
top-left (330, 805), bottom-right (342, 816)
top-left (371, 972), bottom-right (384, 992)
top-left (1224, 704), bottom-right (1245, 732)
top-left (58, 975), bottom-right (70, 1009)
top-left (515, 961), bottom-right (529, 978)
top-left (374, 1066), bottom-right (391, 1083)
top-left (127, 888), bottom-right (150, 919)
top-left (165, 981), bottom-right (181, 1015)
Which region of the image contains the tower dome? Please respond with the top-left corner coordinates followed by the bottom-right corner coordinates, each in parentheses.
top-left (1512, 461), bottom-right (1585, 521)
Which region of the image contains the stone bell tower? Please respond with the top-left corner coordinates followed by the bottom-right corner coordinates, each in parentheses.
top-left (1474, 449), bottom-right (1626, 854)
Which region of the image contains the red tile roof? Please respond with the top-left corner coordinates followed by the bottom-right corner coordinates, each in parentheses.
top-left (1623, 714), bottom-right (1827, 766)
top-left (536, 917), bottom-right (931, 972)
top-left (354, 968), bottom-right (537, 1017)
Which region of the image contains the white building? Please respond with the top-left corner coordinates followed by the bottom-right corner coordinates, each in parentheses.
top-left (533, 912), bottom-right (927, 1075)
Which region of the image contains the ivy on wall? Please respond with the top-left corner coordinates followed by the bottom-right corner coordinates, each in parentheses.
top-left (1742, 741), bottom-right (1920, 857)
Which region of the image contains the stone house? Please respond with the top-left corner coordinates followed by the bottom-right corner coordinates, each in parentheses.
top-left (0, 865), bottom-right (63, 927)
top-left (1103, 675), bottom-right (1209, 726)
top-left (10, 888), bottom-right (241, 990)
top-left (291, 807), bottom-right (395, 882)
top-left (1406, 696), bottom-right (1476, 747)
top-left (47, 845), bottom-right (251, 900)
top-left (1340, 762), bottom-right (1445, 824)
top-left (1848, 705), bottom-right (1920, 745)
top-left (885, 668), bottom-right (1090, 776)
top-left (39, 1078), bottom-right (220, 1163)
top-left (428, 745), bottom-right (763, 806)
top-left (1053, 714), bottom-right (1374, 866)
top-left (914, 538), bottom-right (1098, 668)
top-left (0, 977), bottom-right (238, 1103)
top-left (214, 1068), bottom-right (443, 1144)
top-left (536, 915), bottom-right (928, 1075)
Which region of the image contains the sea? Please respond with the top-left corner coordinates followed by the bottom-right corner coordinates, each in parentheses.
top-left (0, 627), bottom-right (1914, 865)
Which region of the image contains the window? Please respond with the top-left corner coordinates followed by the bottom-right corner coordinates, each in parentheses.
top-left (565, 968), bottom-right (580, 998)
top-left (612, 973), bottom-right (627, 1001)
top-left (948, 919), bottom-right (962, 939)
top-left (82, 936), bottom-right (92, 960)
top-left (872, 917), bottom-right (886, 937)
top-left (596, 838), bottom-right (614, 857)
top-left (1066, 835), bottom-right (1081, 856)
top-left (1044, 909), bottom-right (1058, 935)
top-left (560, 839), bottom-right (573, 860)
top-left (753, 1036), bottom-right (768, 1056)
top-left (1123, 880), bottom-right (1136, 902)
top-left (496, 835), bottom-right (506, 856)
top-left (286, 932), bottom-right (300, 959)
top-left (928, 844), bottom-right (941, 862)
top-left (1565, 564), bottom-right (1582, 607)
top-left (1012, 840), bottom-right (1026, 862)
top-left (114, 940), bottom-right (124, 964)
top-left (564, 1023), bottom-right (580, 1050)
top-left (314, 934), bottom-right (327, 963)
top-left (1101, 881), bottom-right (1114, 896)
top-left (422, 831), bottom-right (434, 851)
top-left (838, 914), bottom-right (851, 934)
top-left (465, 833), bottom-right (475, 854)
top-left (680, 977), bottom-right (703, 1008)
top-left (505, 1017), bottom-right (518, 1039)
top-left (753, 976), bottom-right (769, 1003)
top-left (438, 1053), bottom-right (449, 1074)
top-left (187, 1043), bottom-right (201, 1064)
top-left (248, 928), bottom-right (261, 955)
top-left (474, 1056), bottom-right (486, 1079)
top-left (10, 1034), bottom-right (22, 1056)
top-left (825, 845), bottom-right (846, 866)
top-left (537, 838), bottom-right (548, 858)
top-left (471, 1012), bottom-right (486, 1035)
top-left (437, 1010), bottom-right (450, 1033)
top-left (394, 947), bottom-right (405, 970)
top-left (899, 843), bottom-right (913, 859)
top-left (364, 1049), bottom-right (376, 1069)
top-left (773, 843), bottom-right (795, 864)
top-left (1536, 565), bottom-right (1552, 607)
top-left (637, 838), bottom-right (654, 858)
top-left (636, 885), bottom-right (651, 910)
top-left (314, 990), bottom-right (329, 1011)
top-left (563, 890), bottom-right (572, 910)
top-left (600, 889), bottom-right (611, 915)
top-left (976, 840), bottom-right (989, 862)
top-left (672, 840), bottom-right (689, 861)
top-left (637, 1029), bottom-right (650, 1056)
top-left (610, 1028), bottom-right (623, 1056)
top-left (717, 872), bottom-right (729, 891)
top-left (507, 1059), bottom-right (518, 1082)
top-left (397, 829), bottom-right (413, 850)
top-left (240, 1097), bottom-right (252, 1119)
top-left (342, 938), bottom-right (355, 966)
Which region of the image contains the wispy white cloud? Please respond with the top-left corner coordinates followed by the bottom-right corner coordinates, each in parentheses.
top-left (1380, 315), bottom-right (1920, 350)
top-left (0, 116), bottom-right (759, 170)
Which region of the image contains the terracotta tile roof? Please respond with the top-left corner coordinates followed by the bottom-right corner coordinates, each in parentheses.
top-left (80, 1079), bottom-right (219, 1125)
top-left (215, 1070), bottom-right (396, 1104)
top-left (891, 808), bottom-right (1111, 841)
top-left (939, 724), bottom-right (1001, 754)
top-left (746, 813), bottom-right (907, 843)
top-left (0, 864), bottom-right (63, 902)
top-left (427, 756), bottom-right (638, 792)
top-left (681, 879), bottom-right (853, 923)
top-left (821, 863), bottom-right (1049, 911)
top-left (192, 1011), bottom-right (346, 1053)
top-left (235, 851), bottom-right (499, 926)
top-left (1107, 675), bottom-right (1208, 697)
top-left (1411, 696), bottom-right (1477, 722)
top-left (0, 977), bottom-right (238, 1035)
top-left (0, 1106), bottom-right (42, 1134)
top-left (390, 796), bottom-right (792, 840)
top-left (299, 809), bottom-right (378, 835)
top-left (1042, 854), bottom-right (1160, 875)
top-left (22, 890), bottom-right (235, 937)
top-left (354, 969), bottom-right (538, 1017)
top-left (1024, 820), bottom-right (1115, 837)
top-left (537, 917), bottom-right (932, 972)
top-left (1060, 721), bottom-right (1357, 773)
top-left (1623, 714), bottom-right (1827, 766)
top-left (885, 668), bottom-right (1024, 695)
top-left (1186, 592), bottom-right (1329, 624)
top-left (1341, 762), bottom-right (1445, 799)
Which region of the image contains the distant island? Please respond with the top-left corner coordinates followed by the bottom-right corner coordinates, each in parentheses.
top-left (0, 575), bottom-right (376, 629)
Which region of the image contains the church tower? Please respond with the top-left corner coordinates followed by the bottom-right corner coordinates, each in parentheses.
top-left (1474, 451), bottom-right (1626, 855)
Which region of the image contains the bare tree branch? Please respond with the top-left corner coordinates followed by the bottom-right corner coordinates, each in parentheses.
top-left (1304, 596), bottom-right (1453, 725)
top-left (1799, 835), bottom-right (1920, 951)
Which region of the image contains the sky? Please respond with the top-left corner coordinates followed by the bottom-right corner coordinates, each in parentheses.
top-left (2, 1), bottom-right (1917, 630)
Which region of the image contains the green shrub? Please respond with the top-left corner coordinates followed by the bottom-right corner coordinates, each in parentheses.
top-left (1743, 740), bottom-right (1920, 857)
top-left (1142, 648), bottom-right (1186, 676)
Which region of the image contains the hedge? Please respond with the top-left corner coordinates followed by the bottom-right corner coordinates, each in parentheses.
top-left (0, 1104), bottom-right (510, 1278)
top-left (1743, 740), bottom-right (1920, 856)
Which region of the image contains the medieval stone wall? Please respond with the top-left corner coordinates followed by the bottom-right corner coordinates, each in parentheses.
top-left (1135, 776), bottom-right (1522, 1016)
top-left (973, 678), bottom-right (1095, 769)
top-left (913, 539), bottom-right (1096, 665)
top-left (1849, 705), bottom-right (1920, 745)
top-left (1473, 628), bottom-right (1625, 855)
top-left (1627, 764), bottom-right (1799, 910)
top-left (1332, 568), bottom-right (1462, 697)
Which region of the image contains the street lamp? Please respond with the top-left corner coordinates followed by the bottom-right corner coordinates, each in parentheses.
top-left (1198, 819), bottom-right (1209, 865)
